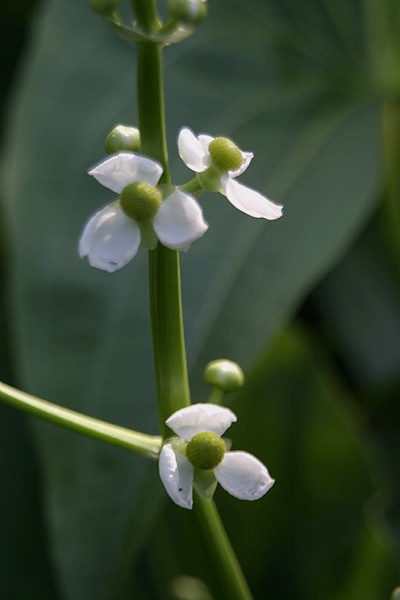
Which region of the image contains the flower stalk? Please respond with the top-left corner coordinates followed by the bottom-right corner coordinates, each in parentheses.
top-left (195, 497), bottom-right (254, 600)
top-left (133, 33), bottom-right (192, 434)
top-left (133, 2), bottom-right (256, 598)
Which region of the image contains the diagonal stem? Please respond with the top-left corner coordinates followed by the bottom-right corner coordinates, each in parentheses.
top-left (0, 380), bottom-right (161, 458)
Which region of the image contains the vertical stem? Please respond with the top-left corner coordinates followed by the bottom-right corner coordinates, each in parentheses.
top-left (131, 0), bottom-right (160, 34)
top-left (148, 244), bottom-right (191, 434)
top-left (133, 5), bottom-right (254, 599)
top-left (135, 32), bottom-right (190, 435)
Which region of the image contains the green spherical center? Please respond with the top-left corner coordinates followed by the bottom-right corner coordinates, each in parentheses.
top-left (186, 431), bottom-right (226, 470)
top-left (208, 137), bottom-right (243, 172)
top-left (120, 182), bottom-right (162, 223)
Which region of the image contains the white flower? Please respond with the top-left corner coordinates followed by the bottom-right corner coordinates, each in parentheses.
top-left (178, 127), bottom-right (283, 220)
top-left (159, 403), bottom-right (275, 509)
top-left (79, 152), bottom-right (208, 272)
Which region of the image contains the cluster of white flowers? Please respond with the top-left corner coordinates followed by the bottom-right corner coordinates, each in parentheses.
top-left (79, 127), bottom-right (283, 272)
top-left (159, 403), bottom-right (274, 509)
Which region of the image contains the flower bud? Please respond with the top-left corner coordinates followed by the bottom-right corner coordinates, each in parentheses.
top-left (167, 0), bottom-right (207, 25)
top-left (89, 0), bottom-right (120, 16)
top-left (392, 588), bottom-right (400, 600)
top-left (104, 125), bottom-right (141, 154)
top-left (204, 359), bottom-right (244, 392)
top-left (120, 183), bottom-right (162, 223)
top-left (208, 137), bottom-right (243, 172)
top-left (186, 431), bottom-right (226, 470)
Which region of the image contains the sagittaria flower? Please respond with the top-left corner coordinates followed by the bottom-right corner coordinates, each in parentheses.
top-left (178, 127), bottom-right (283, 220)
top-left (79, 152), bottom-right (208, 272)
top-left (159, 403), bottom-right (274, 509)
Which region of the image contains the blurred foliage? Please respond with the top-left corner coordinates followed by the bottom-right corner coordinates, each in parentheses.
top-left (0, 0), bottom-right (399, 598)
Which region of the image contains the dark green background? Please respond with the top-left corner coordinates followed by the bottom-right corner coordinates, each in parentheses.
top-left (0, 0), bottom-right (399, 598)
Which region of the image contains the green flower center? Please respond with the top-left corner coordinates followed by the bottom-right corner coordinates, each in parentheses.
top-left (120, 182), bottom-right (162, 223)
top-left (186, 431), bottom-right (226, 470)
top-left (208, 137), bottom-right (243, 172)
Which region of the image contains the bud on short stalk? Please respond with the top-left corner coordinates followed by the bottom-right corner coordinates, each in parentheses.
top-left (205, 359), bottom-right (244, 392)
top-left (105, 125), bottom-right (141, 154)
top-left (168, 0), bottom-right (207, 25)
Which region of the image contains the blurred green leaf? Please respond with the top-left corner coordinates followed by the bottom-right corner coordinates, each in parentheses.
top-left (1, 0), bottom-right (385, 598)
top-left (311, 223), bottom-right (400, 559)
top-left (0, 405), bottom-right (59, 599)
top-left (217, 326), bottom-right (399, 599)
top-left (312, 225), bottom-right (400, 391)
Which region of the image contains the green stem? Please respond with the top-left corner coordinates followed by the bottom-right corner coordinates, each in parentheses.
top-left (134, 6), bottom-right (253, 598)
top-left (131, 0), bottom-right (160, 34)
top-left (207, 387), bottom-right (226, 405)
top-left (0, 381), bottom-right (161, 458)
top-left (180, 176), bottom-right (203, 196)
top-left (195, 498), bottom-right (253, 600)
top-left (148, 246), bottom-right (191, 434)
top-left (135, 29), bottom-right (190, 435)
top-left (137, 43), bottom-right (170, 179)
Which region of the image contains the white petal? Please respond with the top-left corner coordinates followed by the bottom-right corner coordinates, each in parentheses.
top-left (88, 152), bottom-right (163, 193)
top-left (166, 403), bottom-right (237, 441)
top-left (79, 204), bottom-right (141, 272)
top-left (153, 189), bottom-right (208, 251)
top-left (214, 451), bottom-right (275, 500)
top-left (178, 128), bottom-right (210, 172)
top-left (222, 176), bottom-right (283, 220)
top-left (198, 134), bottom-right (214, 155)
top-left (229, 151), bottom-right (253, 178)
top-left (159, 443), bottom-right (194, 509)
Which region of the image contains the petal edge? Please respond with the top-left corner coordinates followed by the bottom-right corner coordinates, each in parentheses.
top-left (214, 451), bottom-right (274, 500)
top-left (159, 444), bottom-right (193, 509)
top-left (153, 189), bottom-right (208, 251)
top-left (166, 403), bottom-right (237, 441)
top-left (222, 177), bottom-right (283, 220)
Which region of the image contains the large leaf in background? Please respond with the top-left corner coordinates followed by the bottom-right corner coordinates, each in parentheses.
top-left (0, 406), bottom-right (60, 599)
top-left (311, 225), bottom-right (400, 557)
top-left (2, 0), bottom-right (382, 597)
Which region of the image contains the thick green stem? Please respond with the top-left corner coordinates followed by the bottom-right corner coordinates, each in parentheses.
top-left (131, 0), bottom-right (160, 34)
top-left (148, 246), bottom-right (191, 434)
top-left (137, 43), bottom-right (170, 179)
top-left (135, 37), bottom-right (190, 435)
top-left (0, 381), bottom-right (161, 458)
top-left (134, 6), bottom-right (253, 598)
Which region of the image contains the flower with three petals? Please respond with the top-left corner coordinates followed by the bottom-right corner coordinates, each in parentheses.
top-left (79, 152), bottom-right (208, 272)
top-left (178, 127), bottom-right (283, 220)
top-left (159, 403), bottom-right (274, 509)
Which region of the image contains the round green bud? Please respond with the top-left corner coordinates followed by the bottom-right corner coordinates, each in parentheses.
top-left (89, 0), bottom-right (120, 16)
top-left (208, 137), bottom-right (243, 173)
top-left (204, 359), bottom-right (245, 392)
top-left (186, 431), bottom-right (226, 470)
top-left (120, 183), bottom-right (162, 223)
top-left (104, 125), bottom-right (141, 154)
top-left (167, 0), bottom-right (207, 25)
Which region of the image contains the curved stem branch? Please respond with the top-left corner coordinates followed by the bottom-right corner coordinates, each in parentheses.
top-left (0, 381), bottom-right (161, 458)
